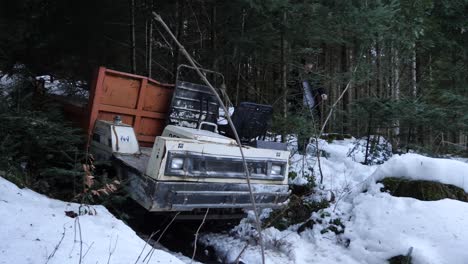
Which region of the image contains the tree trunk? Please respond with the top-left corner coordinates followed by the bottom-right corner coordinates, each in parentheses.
top-left (280, 11), bottom-right (288, 119)
top-left (130, 0), bottom-right (136, 74)
top-left (147, 0), bottom-right (153, 78)
top-left (234, 9), bottom-right (246, 106)
top-left (172, 0), bottom-right (184, 81)
top-left (210, 2), bottom-right (217, 71)
top-left (392, 45), bottom-right (400, 147)
top-left (341, 44), bottom-right (349, 133)
top-left (376, 40), bottom-right (382, 97)
top-left (411, 42), bottom-right (417, 97)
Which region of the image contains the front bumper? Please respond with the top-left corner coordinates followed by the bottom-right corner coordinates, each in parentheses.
top-left (117, 160), bottom-right (290, 212)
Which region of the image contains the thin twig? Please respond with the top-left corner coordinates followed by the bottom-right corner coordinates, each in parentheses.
top-left (82, 242), bottom-right (94, 260)
top-left (75, 217), bottom-right (83, 264)
top-left (143, 212), bottom-right (180, 264)
top-left (319, 65), bottom-right (359, 137)
top-left (308, 106), bottom-right (325, 184)
top-left (306, 65), bottom-right (359, 184)
top-left (134, 230), bottom-right (159, 264)
top-left (153, 12), bottom-right (266, 264)
top-left (191, 209), bottom-right (209, 262)
top-left (45, 227), bottom-right (66, 264)
top-left (235, 243), bottom-right (249, 264)
top-left (107, 235), bottom-right (119, 264)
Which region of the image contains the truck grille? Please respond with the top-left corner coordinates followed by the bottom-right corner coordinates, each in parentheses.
top-left (165, 151), bottom-right (286, 181)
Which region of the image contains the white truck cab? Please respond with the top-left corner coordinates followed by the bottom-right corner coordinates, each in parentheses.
top-left (91, 117), bottom-right (290, 212)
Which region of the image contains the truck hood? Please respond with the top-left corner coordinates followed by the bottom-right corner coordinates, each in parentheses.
top-left (162, 125), bottom-right (237, 145)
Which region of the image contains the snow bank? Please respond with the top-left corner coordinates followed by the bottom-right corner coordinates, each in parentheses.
top-left (203, 138), bottom-right (468, 264)
top-left (0, 177), bottom-right (183, 264)
top-left (289, 138), bottom-right (377, 191)
top-left (370, 153), bottom-right (468, 192)
top-left (346, 192), bottom-right (468, 264)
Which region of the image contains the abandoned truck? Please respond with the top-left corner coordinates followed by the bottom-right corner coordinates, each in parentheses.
top-left (60, 65), bottom-right (290, 214)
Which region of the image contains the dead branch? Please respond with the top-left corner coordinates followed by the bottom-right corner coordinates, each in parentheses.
top-left (191, 208), bottom-right (209, 262)
top-left (134, 230), bottom-right (159, 264)
top-left (45, 227), bottom-right (66, 264)
top-left (73, 216), bottom-right (84, 264)
top-left (143, 212), bottom-right (180, 264)
top-left (307, 65), bottom-right (359, 184)
top-left (153, 12), bottom-right (266, 264)
top-left (82, 242), bottom-right (94, 260)
top-left (235, 243), bottom-right (249, 264)
top-left (107, 235), bottom-right (119, 264)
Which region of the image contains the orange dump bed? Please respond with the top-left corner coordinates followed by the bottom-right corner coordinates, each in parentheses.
top-left (63, 67), bottom-right (174, 147)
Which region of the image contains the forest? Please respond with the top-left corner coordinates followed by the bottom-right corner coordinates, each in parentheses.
top-left (1, 0), bottom-right (467, 154)
top-left (1, 1), bottom-right (468, 264)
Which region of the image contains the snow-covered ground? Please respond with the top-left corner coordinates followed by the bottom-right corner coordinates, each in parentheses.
top-left (201, 138), bottom-right (468, 264)
top-left (0, 177), bottom-right (183, 264)
top-left (2, 134), bottom-right (468, 264)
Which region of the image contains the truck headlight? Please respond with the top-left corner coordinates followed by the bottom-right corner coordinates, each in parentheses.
top-left (171, 158), bottom-right (184, 169)
top-left (270, 165), bottom-right (282, 175)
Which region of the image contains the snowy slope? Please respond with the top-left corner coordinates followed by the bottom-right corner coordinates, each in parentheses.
top-left (201, 139), bottom-right (468, 264)
top-left (289, 138), bottom-right (378, 194)
top-left (346, 192), bottom-right (468, 264)
top-left (2, 135), bottom-right (468, 264)
top-left (0, 177), bottom-right (183, 264)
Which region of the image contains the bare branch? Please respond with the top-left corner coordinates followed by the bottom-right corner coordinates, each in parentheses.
top-left (134, 230), bottom-right (159, 264)
top-left (45, 227), bottom-right (66, 264)
top-left (152, 12), bottom-right (266, 264)
top-left (143, 212), bottom-right (180, 264)
top-left (191, 209), bottom-right (209, 262)
top-left (107, 235), bottom-right (119, 264)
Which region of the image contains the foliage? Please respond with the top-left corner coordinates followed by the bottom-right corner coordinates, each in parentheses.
top-left (264, 195), bottom-right (330, 231)
top-left (388, 255), bottom-right (412, 264)
top-left (0, 0), bottom-right (466, 155)
top-left (380, 177), bottom-right (468, 202)
top-left (271, 111), bottom-right (317, 141)
top-left (0, 71), bottom-right (85, 199)
top-left (289, 171), bottom-right (316, 197)
top-left (347, 136), bottom-right (393, 165)
top-left (75, 156), bottom-right (121, 204)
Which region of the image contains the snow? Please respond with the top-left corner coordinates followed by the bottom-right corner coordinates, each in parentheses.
top-left (346, 192), bottom-right (468, 264)
top-left (217, 107), bottom-right (235, 125)
top-left (0, 70), bottom-right (88, 98)
top-left (201, 137), bottom-right (468, 264)
top-left (36, 75), bottom-right (88, 98)
top-left (0, 72), bottom-right (20, 96)
top-left (2, 127), bottom-right (468, 264)
top-left (0, 74), bottom-right (15, 87)
top-left (289, 138), bottom-right (377, 193)
top-left (369, 153), bottom-right (468, 192)
top-left (0, 176), bottom-right (183, 264)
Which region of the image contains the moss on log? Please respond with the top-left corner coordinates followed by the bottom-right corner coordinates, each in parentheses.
top-left (379, 177), bottom-right (468, 202)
